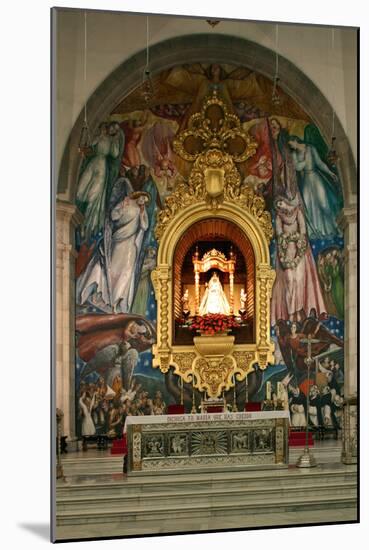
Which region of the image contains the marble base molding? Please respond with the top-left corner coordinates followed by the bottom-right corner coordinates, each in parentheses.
top-left (338, 207), bottom-right (357, 465)
top-left (341, 395), bottom-right (357, 465)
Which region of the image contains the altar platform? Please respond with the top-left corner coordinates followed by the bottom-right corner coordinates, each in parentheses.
top-left (56, 439), bottom-right (357, 540)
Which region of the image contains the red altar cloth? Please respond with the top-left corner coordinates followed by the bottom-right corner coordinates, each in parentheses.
top-left (245, 402), bottom-right (262, 412)
top-left (167, 404), bottom-right (185, 415)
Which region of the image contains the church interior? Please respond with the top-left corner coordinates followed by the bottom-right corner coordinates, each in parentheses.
top-left (53, 7), bottom-right (357, 542)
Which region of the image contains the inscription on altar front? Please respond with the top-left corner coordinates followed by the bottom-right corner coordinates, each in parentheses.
top-left (165, 411), bottom-right (284, 423)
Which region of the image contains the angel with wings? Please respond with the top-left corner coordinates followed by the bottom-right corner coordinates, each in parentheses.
top-left (120, 111), bottom-right (149, 169)
top-left (288, 125), bottom-right (343, 239)
top-left (141, 120), bottom-right (177, 192)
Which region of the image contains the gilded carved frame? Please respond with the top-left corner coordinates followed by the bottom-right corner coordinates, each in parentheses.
top-left (151, 201), bottom-right (275, 397)
top-left (151, 91), bottom-right (276, 398)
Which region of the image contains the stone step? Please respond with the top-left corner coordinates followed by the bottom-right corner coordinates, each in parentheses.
top-left (56, 480), bottom-right (356, 512)
top-left (57, 464), bottom-right (356, 496)
top-left (56, 492), bottom-right (356, 526)
top-left (61, 460), bottom-right (340, 477)
top-left (61, 455), bottom-right (121, 475)
top-left (57, 470), bottom-right (356, 499)
top-left (290, 447), bottom-right (341, 462)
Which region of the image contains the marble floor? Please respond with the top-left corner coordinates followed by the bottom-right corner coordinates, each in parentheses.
top-left (56, 506), bottom-right (357, 540)
top-left (55, 440), bottom-right (357, 541)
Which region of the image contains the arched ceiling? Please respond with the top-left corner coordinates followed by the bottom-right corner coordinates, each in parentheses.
top-left (57, 33), bottom-right (357, 205)
top-left (175, 218), bottom-right (255, 275)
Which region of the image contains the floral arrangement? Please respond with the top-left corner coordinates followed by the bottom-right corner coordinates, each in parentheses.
top-left (189, 314), bottom-right (240, 335)
top-left (277, 231), bottom-right (307, 269)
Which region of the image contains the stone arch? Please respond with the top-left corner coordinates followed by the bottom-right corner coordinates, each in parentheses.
top-left (57, 33), bottom-right (356, 206)
top-left (55, 32), bottom-right (357, 457)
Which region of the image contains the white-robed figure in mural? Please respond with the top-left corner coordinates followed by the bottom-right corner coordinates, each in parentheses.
top-left (77, 191), bottom-right (149, 313)
top-left (76, 122), bottom-right (125, 241)
top-left (199, 272), bottom-right (231, 315)
top-left (79, 392), bottom-right (96, 436)
top-left (288, 135), bottom-right (342, 239)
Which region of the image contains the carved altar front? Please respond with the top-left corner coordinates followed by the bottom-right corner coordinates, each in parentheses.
top-left (126, 411), bottom-right (289, 473)
top-left (151, 90), bottom-right (275, 399)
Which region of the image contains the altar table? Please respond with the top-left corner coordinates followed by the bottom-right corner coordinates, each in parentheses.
top-left (125, 411), bottom-right (289, 473)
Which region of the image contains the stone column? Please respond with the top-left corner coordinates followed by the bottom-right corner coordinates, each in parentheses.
top-left (55, 200), bottom-right (83, 446)
top-left (337, 206), bottom-right (357, 464)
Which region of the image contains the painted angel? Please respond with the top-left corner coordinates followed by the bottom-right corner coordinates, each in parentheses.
top-left (288, 125), bottom-right (343, 239)
top-left (141, 121), bottom-right (177, 194)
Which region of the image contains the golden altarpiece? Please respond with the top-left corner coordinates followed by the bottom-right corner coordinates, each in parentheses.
top-left (151, 90), bottom-right (275, 401)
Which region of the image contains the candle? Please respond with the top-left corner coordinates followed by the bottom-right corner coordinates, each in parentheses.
top-left (266, 381), bottom-right (271, 400)
top-left (232, 371), bottom-right (238, 412)
top-left (277, 382), bottom-right (282, 400)
top-left (191, 371), bottom-right (196, 414)
top-left (180, 376), bottom-right (184, 406)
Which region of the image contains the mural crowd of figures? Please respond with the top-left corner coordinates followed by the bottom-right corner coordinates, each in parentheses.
top-left (74, 63), bottom-right (345, 438)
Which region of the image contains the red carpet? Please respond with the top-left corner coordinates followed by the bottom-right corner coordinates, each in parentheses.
top-left (111, 435), bottom-right (127, 455)
top-left (289, 431), bottom-right (314, 447)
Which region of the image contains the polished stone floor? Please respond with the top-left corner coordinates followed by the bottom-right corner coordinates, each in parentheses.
top-left (55, 439), bottom-right (357, 541)
top-left (57, 506), bottom-right (357, 540)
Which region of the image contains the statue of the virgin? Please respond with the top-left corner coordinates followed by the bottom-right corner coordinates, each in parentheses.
top-left (199, 272), bottom-right (230, 315)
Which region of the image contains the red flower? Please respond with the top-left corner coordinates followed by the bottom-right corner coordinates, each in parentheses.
top-left (189, 314), bottom-right (241, 334)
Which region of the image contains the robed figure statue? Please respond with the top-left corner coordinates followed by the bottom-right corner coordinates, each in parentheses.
top-left (199, 272), bottom-right (231, 315)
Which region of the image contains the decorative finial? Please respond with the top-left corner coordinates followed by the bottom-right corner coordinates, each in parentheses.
top-left (327, 136), bottom-right (339, 166)
top-left (272, 76), bottom-right (281, 107)
top-left (141, 68), bottom-right (154, 104)
top-left (206, 20), bottom-right (220, 28)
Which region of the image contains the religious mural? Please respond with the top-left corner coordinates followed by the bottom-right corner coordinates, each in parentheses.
top-left (74, 63), bottom-right (344, 439)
